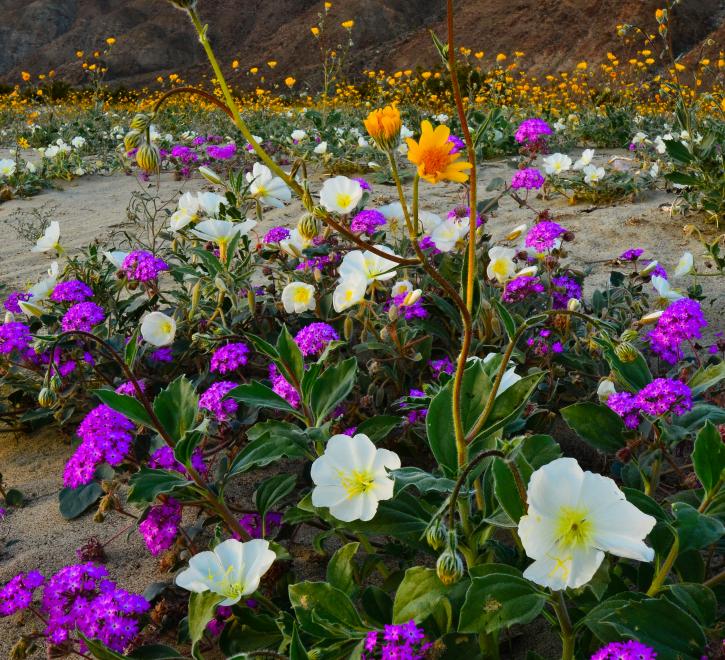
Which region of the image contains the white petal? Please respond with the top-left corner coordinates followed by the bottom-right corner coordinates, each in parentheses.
top-left (371, 447), bottom-right (401, 473)
top-left (526, 457), bottom-right (583, 519)
top-left (518, 513), bottom-right (559, 560)
top-left (213, 539), bottom-right (245, 585)
top-left (312, 484), bottom-right (349, 509)
top-left (175, 566), bottom-right (211, 593)
top-left (330, 495), bottom-right (365, 522)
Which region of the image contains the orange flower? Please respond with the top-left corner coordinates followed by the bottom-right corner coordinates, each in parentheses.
top-left (406, 121), bottom-right (471, 184)
top-left (341, 19), bottom-right (354, 29)
top-left (21, 71), bottom-right (30, 82)
top-left (363, 105), bottom-right (401, 150)
top-left (285, 76), bottom-right (296, 87)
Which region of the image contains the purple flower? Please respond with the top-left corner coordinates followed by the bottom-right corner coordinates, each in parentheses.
top-left (419, 235), bottom-right (441, 255)
top-left (0, 571), bottom-right (44, 616)
top-left (351, 209), bottom-right (386, 235)
top-left (121, 251), bottom-right (169, 283)
top-left (206, 606), bottom-right (232, 637)
top-left (263, 226), bottom-right (291, 243)
top-left (211, 342), bottom-right (251, 374)
top-left (514, 118), bottom-right (552, 144)
top-left (502, 275), bottom-right (545, 303)
top-left (61, 302), bottom-right (105, 333)
top-left (148, 445), bottom-right (206, 476)
top-left (206, 143), bottom-right (236, 160)
top-left (63, 404), bottom-right (136, 487)
top-left (269, 364), bottom-right (300, 408)
top-left (294, 322), bottom-right (339, 357)
top-left (149, 347), bottom-right (174, 363)
top-left (607, 391), bottom-right (641, 429)
top-left (387, 292), bottom-right (427, 320)
top-left (199, 381), bottom-right (239, 422)
top-left (362, 620), bottom-right (431, 660)
top-left (295, 254), bottom-right (338, 271)
top-left (447, 205), bottom-right (484, 227)
top-left (429, 356), bottom-right (455, 379)
top-left (139, 498), bottom-right (182, 556)
top-left (647, 298), bottom-right (707, 363)
top-left (0, 322), bottom-right (32, 355)
top-left (236, 512), bottom-right (283, 539)
top-left (115, 380), bottom-right (146, 397)
top-left (551, 274), bottom-right (582, 309)
top-left (511, 167), bottom-right (545, 190)
top-left (4, 290), bottom-right (32, 313)
top-left (354, 177), bottom-right (371, 191)
top-left (635, 378), bottom-right (692, 417)
top-left (591, 640), bottom-right (657, 660)
top-left (525, 221), bottom-right (567, 251)
top-left (171, 145), bottom-right (198, 164)
top-left (620, 248), bottom-right (644, 261)
top-left (51, 280), bottom-right (94, 304)
top-left (448, 135), bottom-right (466, 154)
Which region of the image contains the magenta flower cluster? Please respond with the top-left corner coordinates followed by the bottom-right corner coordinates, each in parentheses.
top-left (148, 445), bottom-right (206, 476)
top-left (120, 251), bottom-right (169, 283)
top-left (236, 512), bottom-right (283, 539)
top-left (363, 621), bottom-right (431, 660)
top-left (647, 298), bottom-right (707, 363)
top-left (0, 322), bottom-right (33, 356)
top-left (511, 167), bottom-right (545, 190)
top-left (526, 328), bottom-right (564, 356)
top-left (429, 356), bottom-right (455, 379)
top-left (3, 290), bottom-right (31, 313)
top-left (50, 280), bottom-right (94, 304)
top-left (447, 206), bottom-right (484, 227)
top-left (269, 364), bottom-right (300, 408)
top-left (63, 404), bottom-right (136, 487)
top-left (514, 118), bottom-right (552, 144)
top-left (591, 640), bottom-right (656, 660)
top-left (0, 571), bottom-right (44, 616)
top-left (551, 274), bottom-right (582, 309)
top-left (620, 248), bottom-right (644, 261)
top-left (525, 221), bottom-right (567, 252)
top-left (206, 143), bottom-right (236, 160)
top-left (139, 497), bottom-right (182, 555)
top-left (199, 381), bottom-right (239, 422)
top-left (61, 302), bottom-right (106, 333)
top-left (502, 275), bottom-right (545, 303)
top-left (263, 226), bottom-right (291, 243)
top-left (294, 322), bottom-right (339, 356)
top-left (607, 378), bottom-right (693, 429)
top-left (388, 292), bottom-right (428, 320)
top-left (351, 209), bottom-right (387, 235)
top-left (211, 342), bottom-right (251, 374)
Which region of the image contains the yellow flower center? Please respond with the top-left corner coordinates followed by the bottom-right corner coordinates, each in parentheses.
top-left (255, 184), bottom-right (268, 197)
top-left (336, 193), bottom-right (352, 208)
top-left (491, 259), bottom-right (509, 277)
top-left (555, 506), bottom-right (593, 548)
top-left (340, 469), bottom-right (375, 498)
top-left (418, 144), bottom-right (453, 178)
top-left (293, 288), bottom-right (311, 303)
top-left (160, 321), bottom-right (173, 334)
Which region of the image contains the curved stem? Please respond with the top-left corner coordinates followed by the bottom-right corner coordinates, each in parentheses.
top-left (448, 449), bottom-right (504, 531)
top-left (152, 86), bottom-right (234, 120)
top-left (647, 532), bottom-right (679, 596)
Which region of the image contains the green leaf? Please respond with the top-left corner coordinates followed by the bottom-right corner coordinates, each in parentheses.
top-left (665, 583), bottom-right (716, 627)
top-left (692, 421), bottom-right (725, 496)
top-left (226, 381), bottom-right (298, 415)
top-left (276, 325), bottom-right (304, 384)
top-left (288, 581), bottom-right (364, 638)
top-left (622, 488), bottom-right (667, 522)
top-left (361, 586), bottom-right (393, 626)
top-left (127, 468), bottom-right (193, 505)
top-left (309, 357), bottom-right (357, 423)
top-left (59, 482), bottom-right (103, 519)
top-left (92, 389), bottom-right (152, 428)
top-left (129, 645), bottom-right (184, 659)
top-left (596, 337), bottom-right (652, 390)
top-left (174, 427), bottom-right (205, 468)
top-left (688, 361), bottom-right (725, 396)
top-left (289, 624), bottom-right (309, 660)
top-left (393, 467), bottom-right (456, 495)
top-left (3, 488), bottom-right (24, 507)
top-left (254, 473), bottom-right (296, 518)
top-left (188, 591), bottom-right (225, 658)
top-left (327, 542), bottom-right (359, 596)
top-left (458, 574), bottom-right (546, 634)
top-left (345, 491), bottom-right (429, 547)
top-left (356, 415), bottom-right (401, 442)
top-left (124, 327), bottom-right (140, 368)
top-left (228, 421), bottom-right (308, 477)
top-left (80, 635), bottom-right (126, 659)
top-left (671, 501), bottom-right (724, 552)
top-left (153, 376), bottom-right (198, 443)
top-left (392, 567), bottom-right (448, 623)
top-left (492, 458), bottom-right (525, 523)
top-left (665, 171), bottom-right (700, 186)
top-left (560, 402), bottom-right (626, 452)
top-left (664, 139), bottom-right (693, 164)
top-left (493, 299), bottom-right (517, 339)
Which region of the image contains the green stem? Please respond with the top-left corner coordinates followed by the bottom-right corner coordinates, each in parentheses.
top-left (647, 532), bottom-right (679, 596)
top-left (552, 591), bottom-right (575, 660)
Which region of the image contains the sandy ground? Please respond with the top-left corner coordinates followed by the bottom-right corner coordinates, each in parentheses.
top-left (0, 152), bottom-right (722, 656)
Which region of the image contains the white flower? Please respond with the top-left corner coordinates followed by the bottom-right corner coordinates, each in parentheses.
top-left (191, 219), bottom-right (257, 245)
top-left (378, 203), bottom-right (405, 225)
top-left (653, 136), bottom-right (667, 154)
top-left (71, 136), bottom-right (86, 149)
top-left (430, 219), bottom-right (468, 253)
top-left (333, 274), bottom-right (368, 312)
top-left (281, 282), bottom-right (316, 314)
top-left (573, 149), bottom-right (595, 170)
top-left (649, 163), bottom-right (659, 179)
top-left (141, 311), bottom-right (176, 347)
top-left (553, 119), bottom-right (566, 132)
top-left (674, 252), bottom-right (694, 278)
top-left (279, 228), bottom-right (312, 258)
top-left (169, 210), bottom-right (195, 232)
top-left (0, 158), bottom-right (16, 178)
top-left (487, 246), bottom-right (517, 283)
top-left (197, 192), bottom-right (226, 218)
top-left (31, 221), bottom-right (61, 253)
top-left (518, 457), bottom-right (655, 590)
top-left (339, 246), bottom-right (398, 283)
top-left (517, 265), bottom-right (538, 278)
top-left (400, 125), bottom-right (414, 140)
top-left (25, 162), bottom-right (36, 174)
top-left (175, 538), bottom-right (275, 605)
top-left (391, 280), bottom-right (413, 297)
top-left (104, 250), bottom-right (128, 269)
top-left (483, 354), bottom-right (522, 395)
top-left (320, 176), bottom-right (363, 214)
top-left (291, 129), bottom-right (307, 141)
top-left (505, 224), bottom-right (527, 241)
top-left (358, 136), bottom-right (370, 148)
top-left (542, 153), bottom-right (572, 175)
top-left (246, 163), bottom-right (291, 209)
top-left (583, 164), bottom-right (606, 185)
top-left (433, 113), bottom-right (450, 123)
top-left (311, 433), bottom-right (401, 522)
top-left (177, 192), bottom-right (202, 219)
top-left (596, 379), bottom-right (616, 403)
top-left (313, 141), bottom-right (328, 155)
top-left (652, 275), bottom-right (683, 302)
top-left (631, 131), bottom-right (648, 145)
top-left (44, 145), bottom-right (60, 159)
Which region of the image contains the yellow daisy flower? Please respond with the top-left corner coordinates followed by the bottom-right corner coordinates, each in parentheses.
top-left (406, 121), bottom-right (471, 184)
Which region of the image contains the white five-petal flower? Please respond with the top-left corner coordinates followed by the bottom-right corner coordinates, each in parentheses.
top-left (320, 176), bottom-right (363, 214)
top-left (338, 246), bottom-right (398, 284)
top-left (281, 281), bottom-right (316, 314)
top-left (311, 433), bottom-right (401, 522)
top-left (32, 221), bottom-right (61, 253)
top-left (141, 311), bottom-right (177, 347)
top-left (674, 252), bottom-right (694, 278)
top-left (542, 153), bottom-right (572, 175)
top-left (486, 246), bottom-right (518, 283)
top-left (246, 163), bottom-right (291, 209)
top-left (333, 274), bottom-right (368, 312)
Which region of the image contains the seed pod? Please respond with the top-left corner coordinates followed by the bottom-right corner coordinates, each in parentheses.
top-left (436, 547), bottom-right (464, 585)
top-left (130, 113), bottom-right (152, 131)
top-left (136, 144), bottom-right (161, 173)
top-left (123, 130), bottom-right (143, 152)
top-left (38, 387), bottom-right (57, 408)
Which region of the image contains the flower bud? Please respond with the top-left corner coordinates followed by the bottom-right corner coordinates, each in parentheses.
top-left (297, 213), bottom-right (319, 241)
top-left (614, 341), bottom-right (638, 363)
top-left (344, 316), bottom-right (353, 340)
top-left (130, 113), bottom-right (152, 131)
top-left (123, 130), bottom-right (143, 152)
top-left (596, 378), bottom-right (616, 403)
top-left (425, 519), bottom-right (447, 551)
top-left (567, 298), bottom-right (581, 312)
top-left (505, 223), bottom-right (527, 241)
top-left (49, 374), bottom-right (63, 393)
top-left (436, 547), bottom-right (465, 585)
top-left (379, 326), bottom-right (389, 341)
top-left (136, 144), bottom-right (161, 173)
top-left (247, 288), bottom-right (256, 313)
top-left (199, 166), bottom-right (223, 185)
top-left (313, 268), bottom-right (323, 283)
top-left (638, 310), bottom-right (663, 325)
top-left (620, 329), bottom-right (639, 342)
top-left (640, 260), bottom-right (659, 276)
top-left (387, 304), bottom-right (399, 322)
top-left (38, 387), bottom-right (57, 408)
top-left (189, 280), bottom-right (202, 316)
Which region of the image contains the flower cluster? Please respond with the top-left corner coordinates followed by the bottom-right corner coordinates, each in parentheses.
top-left (4, 290), bottom-right (32, 313)
top-left (647, 298), bottom-right (707, 363)
top-left (237, 512), bottom-right (283, 539)
top-left (210, 342), bottom-right (251, 374)
top-left (63, 405), bottom-right (136, 487)
top-left (262, 226), bottom-right (291, 243)
top-left (50, 279), bottom-right (94, 303)
top-left (620, 248), bottom-right (644, 262)
top-left (591, 640), bottom-right (656, 659)
top-left (0, 322), bottom-right (33, 356)
top-left (61, 302), bottom-right (106, 333)
top-left (0, 571), bottom-right (44, 616)
top-left (526, 328), bottom-right (564, 356)
top-left (294, 322), bottom-right (339, 357)
top-left (502, 275), bottom-right (545, 303)
top-left (139, 497), bottom-right (182, 555)
top-left (607, 378), bottom-right (693, 428)
top-left (351, 209), bottom-right (387, 235)
top-left (148, 445), bottom-right (206, 475)
top-left (120, 250), bottom-right (169, 283)
top-left (430, 356), bottom-right (455, 379)
top-left (551, 274), bottom-right (582, 309)
top-left (525, 221), bottom-right (567, 252)
top-left (511, 167), bottom-right (545, 190)
top-left (269, 364), bottom-right (300, 408)
top-left (199, 381), bottom-right (239, 422)
top-left (363, 621), bottom-right (432, 659)
top-left (514, 118), bottom-right (552, 152)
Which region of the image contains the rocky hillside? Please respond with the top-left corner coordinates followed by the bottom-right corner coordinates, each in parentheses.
top-left (0, 0), bottom-right (722, 88)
